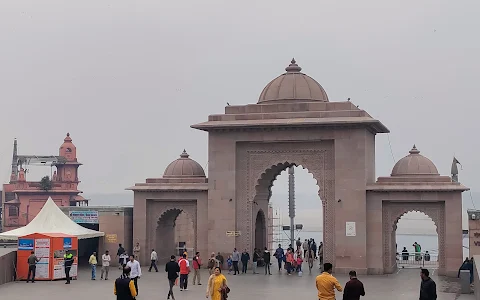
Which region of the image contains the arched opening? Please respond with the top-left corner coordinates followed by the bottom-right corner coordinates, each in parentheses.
top-left (255, 210), bottom-right (266, 250)
top-left (255, 163), bottom-right (324, 268)
top-left (156, 209), bottom-right (195, 262)
top-left (395, 211), bottom-right (438, 269)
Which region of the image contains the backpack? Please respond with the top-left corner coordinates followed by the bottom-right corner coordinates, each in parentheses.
top-left (208, 258), bottom-right (215, 269)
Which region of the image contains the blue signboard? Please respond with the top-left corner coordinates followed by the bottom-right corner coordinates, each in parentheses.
top-left (63, 237), bottom-right (72, 249)
top-left (18, 239), bottom-right (34, 250)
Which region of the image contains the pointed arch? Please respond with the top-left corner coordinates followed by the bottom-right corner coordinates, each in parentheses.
top-left (235, 142), bottom-right (335, 265)
top-left (382, 202), bottom-right (445, 274)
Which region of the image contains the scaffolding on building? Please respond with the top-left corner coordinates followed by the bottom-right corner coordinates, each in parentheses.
top-left (268, 205), bottom-right (289, 251)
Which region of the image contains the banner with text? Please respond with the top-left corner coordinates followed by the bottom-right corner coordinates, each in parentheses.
top-left (69, 211), bottom-right (99, 224)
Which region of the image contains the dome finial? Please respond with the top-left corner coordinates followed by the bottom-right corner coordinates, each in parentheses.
top-left (409, 144), bottom-right (420, 154)
top-left (64, 132), bottom-right (72, 142)
top-left (285, 58), bottom-right (302, 73)
top-left (180, 149), bottom-right (189, 158)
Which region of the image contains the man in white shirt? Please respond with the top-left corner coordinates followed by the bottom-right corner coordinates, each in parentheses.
top-left (149, 249), bottom-right (159, 272)
top-left (126, 254), bottom-right (142, 295)
top-left (101, 250), bottom-right (111, 280)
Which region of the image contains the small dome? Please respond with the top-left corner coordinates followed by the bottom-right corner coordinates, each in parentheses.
top-left (391, 145), bottom-right (439, 176)
top-left (163, 150), bottom-right (206, 178)
top-left (258, 58), bottom-right (329, 103)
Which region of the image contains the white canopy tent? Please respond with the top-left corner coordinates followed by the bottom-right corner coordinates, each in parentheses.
top-left (0, 197), bottom-right (104, 240)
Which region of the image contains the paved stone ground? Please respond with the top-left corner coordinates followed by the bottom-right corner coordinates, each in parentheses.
top-left (0, 265), bottom-right (472, 300)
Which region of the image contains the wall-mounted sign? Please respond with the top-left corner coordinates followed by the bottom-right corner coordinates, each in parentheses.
top-left (63, 237), bottom-right (72, 249)
top-left (226, 231), bottom-right (241, 237)
top-left (69, 211), bottom-right (99, 224)
top-left (18, 239), bottom-right (34, 250)
top-left (346, 222), bottom-right (356, 237)
top-left (106, 234), bottom-right (117, 243)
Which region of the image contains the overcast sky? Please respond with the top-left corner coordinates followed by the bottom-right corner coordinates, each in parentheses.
top-left (1, 0), bottom-right (478, 224)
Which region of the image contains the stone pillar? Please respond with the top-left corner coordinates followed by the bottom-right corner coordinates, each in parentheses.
top-left (445, 193), bottom-right (463, 277)
top-left (333, 128), bottom-right (373, 274)
top-left (133, 192), bottom-right (147, 265)
top-left (207, 133), bottom-right (237, 255)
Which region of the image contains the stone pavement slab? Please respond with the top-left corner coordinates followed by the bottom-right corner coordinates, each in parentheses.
top-left (0, 266), bottom-right (463, 300)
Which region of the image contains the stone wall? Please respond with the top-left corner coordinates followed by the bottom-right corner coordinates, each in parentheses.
top-left (474, 255), bottom-right (480, 299)
top-left (0, 249), bottom-right (16, 285)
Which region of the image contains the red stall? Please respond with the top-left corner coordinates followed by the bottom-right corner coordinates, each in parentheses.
top-left (17, 233), bottom-right (78, 281)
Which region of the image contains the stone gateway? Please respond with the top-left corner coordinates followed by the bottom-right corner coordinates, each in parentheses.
top-left (129, 59), bottom-right (468, 277)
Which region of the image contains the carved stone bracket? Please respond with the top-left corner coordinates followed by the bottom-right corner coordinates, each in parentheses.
top-left (382, 201), bottom-right (445, 272)
top-left (236, 142), bottom-right (335, 265)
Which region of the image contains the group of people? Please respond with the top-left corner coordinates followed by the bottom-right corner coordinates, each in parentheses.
top-left (163, 253), bottom-right (230, 300)
top-left (25, 240), bottom-right (441, 300)
top-left (272, 238), bottom-right (324, 275)
top-left (26, 249), bottom-right (75, 284)
top-left (226, 247), bottom-right (273, 275)
top-left (315, 262), bottom-right (437, 300)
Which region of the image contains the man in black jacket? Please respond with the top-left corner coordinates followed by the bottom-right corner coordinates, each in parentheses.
top-left (343, 271), bottom-right (365, 300)
top-left (114, 266), bottom-right (137, 300)
top-left (263, 247), bottom-right (271, 275)
top-left (419, 269), bottom-right (437, 300)
top-left (165, 255), bottom-right (180, 300)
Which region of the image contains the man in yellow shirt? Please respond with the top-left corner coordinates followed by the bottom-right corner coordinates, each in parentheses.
top-left (316, 263), bottom-right (343, 300)
top-left (89, 251), bottom-right (98, 280)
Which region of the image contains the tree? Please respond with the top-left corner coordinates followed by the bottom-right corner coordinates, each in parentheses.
top-left (39, 176), bottom-right (53, 191)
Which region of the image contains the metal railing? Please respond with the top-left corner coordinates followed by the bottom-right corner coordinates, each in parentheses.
top-left (397, 252), bottom-right (439, 268)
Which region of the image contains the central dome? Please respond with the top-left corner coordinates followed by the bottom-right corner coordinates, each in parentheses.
top-left (258, 59), bottom-right (329, 103)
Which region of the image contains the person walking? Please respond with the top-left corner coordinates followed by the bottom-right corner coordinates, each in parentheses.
top-left (206, 267), bottom-right (228, 300)
top-left (318, 242), bottom-right (324, 265)
top-left (296, 238), bottom-right (302, 251)
top-left (114, 266), bottom-right (137, 300)
top-left (26, 251), bottom-right (40, 283)
top-left (178, 253), bottom-right (190, 291)
top-left (311, 239), bottom-right (317, 259)
top-left (133, 242), bottom-right (141, 262)
top-left (316, 263), bottom-right (343, 300)
top-left (273, 244), bottom-right (284, 272)
top-left (101, 250), bottom-right (111, 280)
top-left (227, 255), bottom-right (233, 274)
top-left (241, 249), bottom-right (250, 274)
top-left (285, 249), bottom-right (294, 275)
top-left (148, 249), bottom-right (159, 272)
top-left (263, 247), bottom-right (271, 275)
top-left (208, 252), bottom-right (218, 275)
top-left (419, 269), bottom-right (437, 300)
top-left (89, 251), bottom-right (98, 280)
top-left (252, 248), bottom-right (260, 274)
top-left (302, 239), bottom-right (309, 257)
top-left (193, 252), bottom-right (202, 285)
top-left (232, 248), bottom-right (240, 275)
top-left (117, 244), bottom-right (126, 269)
top-left (216, 252), bottom-right (225, 270)
top-left (342, 271), bottom-right (365, 300)
top-left (126, 255), bottom-right (142, 296)
top-left (166, 255), bottom-right (180, 300)
top-left (64, 250), bottom-right (74, 284)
